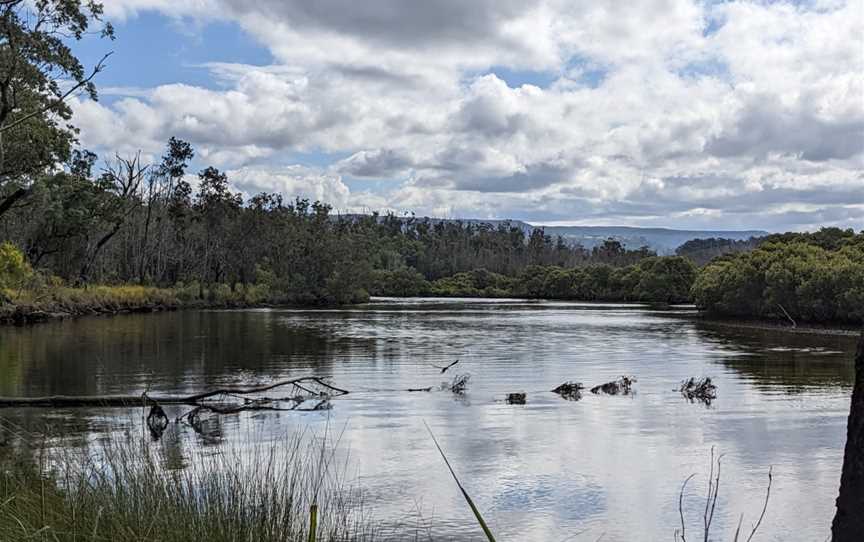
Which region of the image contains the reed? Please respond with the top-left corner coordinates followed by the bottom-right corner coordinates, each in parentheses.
top-left (0, 426), bottom-right (378, 542)
top-left (424, 421), bottom-right (496, 542)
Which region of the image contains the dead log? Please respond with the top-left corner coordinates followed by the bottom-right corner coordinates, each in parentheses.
top-left (0, 377), bottom-right (349, 409)
top-left (552, 381), bottom-right (584, 401)
top-left (590, 376), bottom-right (636, 396)
top-left (506, 393), bottom-right (526, 405)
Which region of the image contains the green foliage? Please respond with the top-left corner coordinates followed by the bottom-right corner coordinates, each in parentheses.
top-left (394, 257), bottom-right (698, 303)
top-left (429, 269), bottom-right (511, 298)
top-left (692, 230), bottom-right (864, 323)
top-left (371, 267), bottom-right (430, 297)
top-left (0, 241), bottom-right (32, 293)
top-left (0, 1), bottom-right (113, 207)
top-left (632, 256), bottom-right (697, 303)
top-left (676, 236), bottom-right (761, 266)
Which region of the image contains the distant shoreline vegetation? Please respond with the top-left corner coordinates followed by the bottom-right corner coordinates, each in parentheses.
top-left (0, 0), bottom-right (860, 327)
top-left (2, 197), bottom-right (862, 325)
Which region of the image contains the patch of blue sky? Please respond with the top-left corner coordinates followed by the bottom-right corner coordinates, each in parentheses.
top-left (564, 56), bottom-right (608, 88)
top-left (676, 57), bottom-right (729, 80)
top-left (702, 15), bottom-right (724, 37)
top-left (70, 12), bottom-right (270, 95)
top-left (484, 65), bottom-right (560, 89)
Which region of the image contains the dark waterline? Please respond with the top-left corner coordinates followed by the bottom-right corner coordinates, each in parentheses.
top-left (0, 298), bottom-right (856, 541)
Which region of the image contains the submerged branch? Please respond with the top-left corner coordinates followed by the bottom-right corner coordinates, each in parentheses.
top-left (0, 377), bottom-right (349, 408)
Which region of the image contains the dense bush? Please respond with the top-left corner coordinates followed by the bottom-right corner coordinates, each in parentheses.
top-left (692, 233), bottom-right (864, 324)
top-left (374, 256), bottom-right (698, 303)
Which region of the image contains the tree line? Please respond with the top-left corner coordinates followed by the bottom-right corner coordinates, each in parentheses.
top-left (1, 1), bottom-right (862, 322)
top-left (0, 133), bottom-right (684, 305)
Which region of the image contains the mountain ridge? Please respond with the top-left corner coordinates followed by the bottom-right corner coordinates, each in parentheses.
top-left (340, 214), bottom-right (767, 254)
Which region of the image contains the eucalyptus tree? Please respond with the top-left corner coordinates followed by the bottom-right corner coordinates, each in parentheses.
top-left (137, 137), bottom-right (194, 284)
top-left (0, 0), bottom-right (112, 218)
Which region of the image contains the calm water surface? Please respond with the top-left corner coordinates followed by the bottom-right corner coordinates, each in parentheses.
top-left (0, 298), bottom-right (856, 541)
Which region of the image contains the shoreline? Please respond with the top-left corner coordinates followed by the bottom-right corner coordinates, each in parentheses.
top-left (690, 314), bottom-right (861, 337)
top-left (3, 293), bottom-right (861, 335)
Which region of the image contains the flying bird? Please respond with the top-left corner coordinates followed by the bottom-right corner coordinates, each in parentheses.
top-left (432, 360), bottom-right (459, 373)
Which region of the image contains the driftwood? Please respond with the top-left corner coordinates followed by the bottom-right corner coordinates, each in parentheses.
top-left (776, 303), bottom-right (797, 328)
top-left (679, 377), bottom-right (717, 406)
top-left (590, 376), bottom-right (636, 396)
top-left (445, 374), bottom-right (471, 394)
top-left (506, 392), bottom-right (526, 405)
top-left (0, 378), bottom-right (349, 440)
top-left (0, 377), bottom-right (349, 409)
top-left (552, 381), bottom-right (584, 401)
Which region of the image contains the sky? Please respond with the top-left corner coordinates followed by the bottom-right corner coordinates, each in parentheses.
top-left (67, 0), bottom-right (864, 231)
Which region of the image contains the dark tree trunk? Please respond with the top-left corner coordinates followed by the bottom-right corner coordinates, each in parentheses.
top-left (0, 186), bottom-right (30, 219)
top-left (79, 222), bottom-right (122, 284)
top-left (832, 331), bottom-right (864, 541)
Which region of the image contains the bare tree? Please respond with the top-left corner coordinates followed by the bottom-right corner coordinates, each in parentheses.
top-left (78, 153), bottom-right (147, 284)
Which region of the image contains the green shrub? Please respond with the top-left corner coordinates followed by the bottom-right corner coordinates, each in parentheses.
top-left (0, 242), bottom-right (34, 300)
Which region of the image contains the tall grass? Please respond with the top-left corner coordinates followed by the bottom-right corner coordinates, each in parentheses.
top-left (0, 427), bottom-right (380, 541)
top-left (0, 282), bottom-right (282, 324)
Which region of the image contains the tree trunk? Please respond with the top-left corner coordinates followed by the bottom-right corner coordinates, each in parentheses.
top-left (79, 222), bottom-right (122, 284)
top-left (832, 331), bottom-right (864, 541)
top-left (0, 186), bottom-right (30, 219)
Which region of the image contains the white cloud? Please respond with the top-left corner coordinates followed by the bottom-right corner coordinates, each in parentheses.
top-left (74, 0), bottom-right (864, 230)
top-left (228, 165), bottom-right (351, 208)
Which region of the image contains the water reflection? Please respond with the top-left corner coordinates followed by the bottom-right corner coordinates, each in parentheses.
top-left (694, 322), bottom-right (855, 391)
top-left (0, 299), bottom-right (856, 541)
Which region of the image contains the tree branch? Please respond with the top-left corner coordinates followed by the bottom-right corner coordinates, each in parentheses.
top-left (0, 52), bottom-right (112, 133)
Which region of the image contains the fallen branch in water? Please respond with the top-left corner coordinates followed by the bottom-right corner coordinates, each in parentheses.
top-left (679, 377), bottom-right (717, 406)
top-left (505, 392), bottom-right (526, 405)
top-left (776, 303), bottom-right (797, 328)
top-left (590, 376), bottom-right (636, 396)
top-left (444, 374), bottom-right (471, 395)
top-left (552, 381), bottom-right (585, 401)
top-left (0, 377), bottom-right (349, 408)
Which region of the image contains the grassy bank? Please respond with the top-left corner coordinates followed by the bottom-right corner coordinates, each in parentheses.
top-left (0, 283), bottom-right (370, 325)
top-left (0, 430), bottom-right (383, 542)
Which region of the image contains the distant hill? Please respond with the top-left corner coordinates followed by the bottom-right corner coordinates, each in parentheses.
top-left (531, 225), bottom-right (767, 254)
top-left (337, 214), bottom-right (767, 254)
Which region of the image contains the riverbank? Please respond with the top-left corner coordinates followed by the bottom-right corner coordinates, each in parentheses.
top-left (691, 313), bottom-right (862, 337)
top-left (4, 287), bottom-right (860, 335)
top-left (0, 284), bottom-right (370, 326)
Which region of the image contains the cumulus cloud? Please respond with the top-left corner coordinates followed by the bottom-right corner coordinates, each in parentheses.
top-left (228, 165), bottom-right (351, 208)
top-left (75, 0), bottom-right (864, 230)
top-left (336, 149), bottom-right (414, 178)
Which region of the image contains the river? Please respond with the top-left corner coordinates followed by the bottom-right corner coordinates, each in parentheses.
top-left (0, 298), bottom-right (856, 541)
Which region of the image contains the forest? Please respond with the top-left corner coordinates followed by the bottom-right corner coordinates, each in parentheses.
top-left (0, 0), bottom-right (862, 325)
